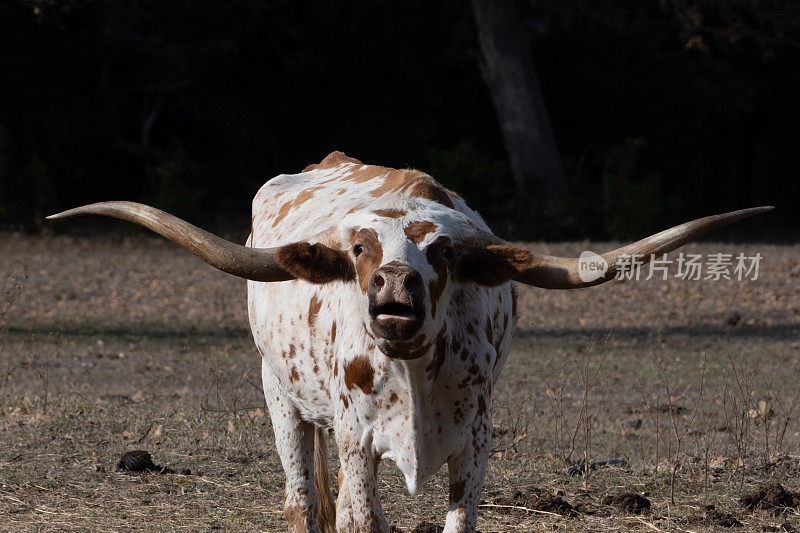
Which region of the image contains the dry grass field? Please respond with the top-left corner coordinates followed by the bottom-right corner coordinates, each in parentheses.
top-left (1, 232), bottom-right (799, 532)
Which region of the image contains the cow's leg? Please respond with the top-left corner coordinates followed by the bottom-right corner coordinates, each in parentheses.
top-left (334, 430), bottom-right (387, 533)
top-left (264, 373), bottom-right (320, 533)
top-left (335, 466), bottom-right (353, 532)
top-left (443, 413), bottom-right (492, 533)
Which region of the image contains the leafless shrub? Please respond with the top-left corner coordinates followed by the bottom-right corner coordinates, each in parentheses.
top-left (573, 337), bottom-right (608, 485)
top-left (695, 353), bottom-right (722, 499)
top-left (768, 366), bottom-right (800, 457)
top-left (539, 357), bottom-right (574, 464)
top-left (746, 358), bottom-right (800, 470)
top-left (491, 394), bottom-right (531, 457)
top-left (639, 377), bottom-right (664, 484)
top-left (538, 336), bottom-right (607, 482)
top-left (199, 343), bottom-right (266, 450)
top-left (0, 271), bottom-right (25, 391)
top-left (22, 331), bottom-right (63, 414)
top-left (714, 353), bottom-right (800, 483)
top-left (655, 352), bottom-right (706, 505)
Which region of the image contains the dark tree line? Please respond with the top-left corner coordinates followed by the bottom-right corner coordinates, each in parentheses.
top-left (1, 0), bottom-right (797, 241)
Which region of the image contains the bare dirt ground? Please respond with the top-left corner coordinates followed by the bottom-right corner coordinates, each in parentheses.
top-left (1, 232), bottom-right (799, 532)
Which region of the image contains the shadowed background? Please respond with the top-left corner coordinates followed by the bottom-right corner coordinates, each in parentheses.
top-left (1, 0), bottom-right (797, 240)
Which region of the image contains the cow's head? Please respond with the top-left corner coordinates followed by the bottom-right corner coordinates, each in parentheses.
top-left (47, 198), bottom-right (772, 361)
top-left (269, 199), bottom-right (512, 358)
top-left (336, 203), bottom-right (505, 358)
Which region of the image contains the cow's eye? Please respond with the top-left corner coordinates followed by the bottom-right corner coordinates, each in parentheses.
top-left (353, 244), bottom-right (364, 257)
top-left (441, 246), bottom-right (455, 261)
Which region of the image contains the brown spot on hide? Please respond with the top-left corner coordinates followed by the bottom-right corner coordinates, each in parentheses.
top-left (330, 321), bottom-right (337, 343)
top-left (372, 208), bottom-right (407, 218)
top-left (272, 202), bottom-right (292, 228)
top-left (368, 168), bottom-right (424, 197)
top-left (303, 151), bottom-right (362, 172)
top-left (456, 244), bottom-right (534, 287)
top-left (352, 228), bottom-right (383, 293)
top-left (493, 337), bottom-right (503, 364)
top-left (331, 164), bottom-right (392, 185)
top-left (294, 188), bottom-right (318, 207)
top-left (339, 394), bottom-right (349, 409)
top-left (450, 479), bottom-right (467, 503)
top-left (363, 168), bottom-right (455, 209)
top-left (477, 395), bottom-right (486, 416)
top-left (484, 317), bottom-right (493, 345)
top-left (288, 344), bottom-right (296, 358)
top-left (426, 237), bottom-right (451, 317)
top-left (407, 179), bottom-right (455, 208)
top-left (271, 187), bottom-right (324, 227)
top-left (389, 392), bottom-right (398, 404)
top-left (404, 221), bottom-right (439, 244)
top-left (343, 356), bottom-right (375, 394)
top-left (426, 325), bottom-right (448, 379)
top-left (277, 242), bottom-right (355, 284)
top-left (307, 295), bottom-right (322, 328)
top-left (289, 366), bottom-right (300, 383)
top-left (448, 333), bottom-right (461, 351)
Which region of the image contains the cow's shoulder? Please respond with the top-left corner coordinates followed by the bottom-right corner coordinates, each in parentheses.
top-left (251, 152), bottom-right (488, 246)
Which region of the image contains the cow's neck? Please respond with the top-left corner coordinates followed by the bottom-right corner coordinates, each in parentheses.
top-left (371, 342), bottom-right (475, 495)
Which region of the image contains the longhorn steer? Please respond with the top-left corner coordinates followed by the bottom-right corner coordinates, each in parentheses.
top-left (49, 151), bottom-right (771, 532)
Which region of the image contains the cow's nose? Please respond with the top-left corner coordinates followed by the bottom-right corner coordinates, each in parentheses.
top-left (371, 272), bottom-right (386, 289)
top-left (368, 262), bottom-right (422, 304)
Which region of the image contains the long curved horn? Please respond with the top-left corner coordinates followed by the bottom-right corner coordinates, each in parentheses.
top-left (514, 206), bottom-right (774, 289)
top-left (47, 201), bottom-right (295, 282)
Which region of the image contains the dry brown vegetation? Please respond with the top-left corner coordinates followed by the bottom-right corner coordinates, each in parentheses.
top-left (1, 233), bottom-right (799, 531)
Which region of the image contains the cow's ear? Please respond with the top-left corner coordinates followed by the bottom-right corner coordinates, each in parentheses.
top-left (456, 244), bottom-right (532, 287)
top-left (277, 242), bottom-right (356, 284)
